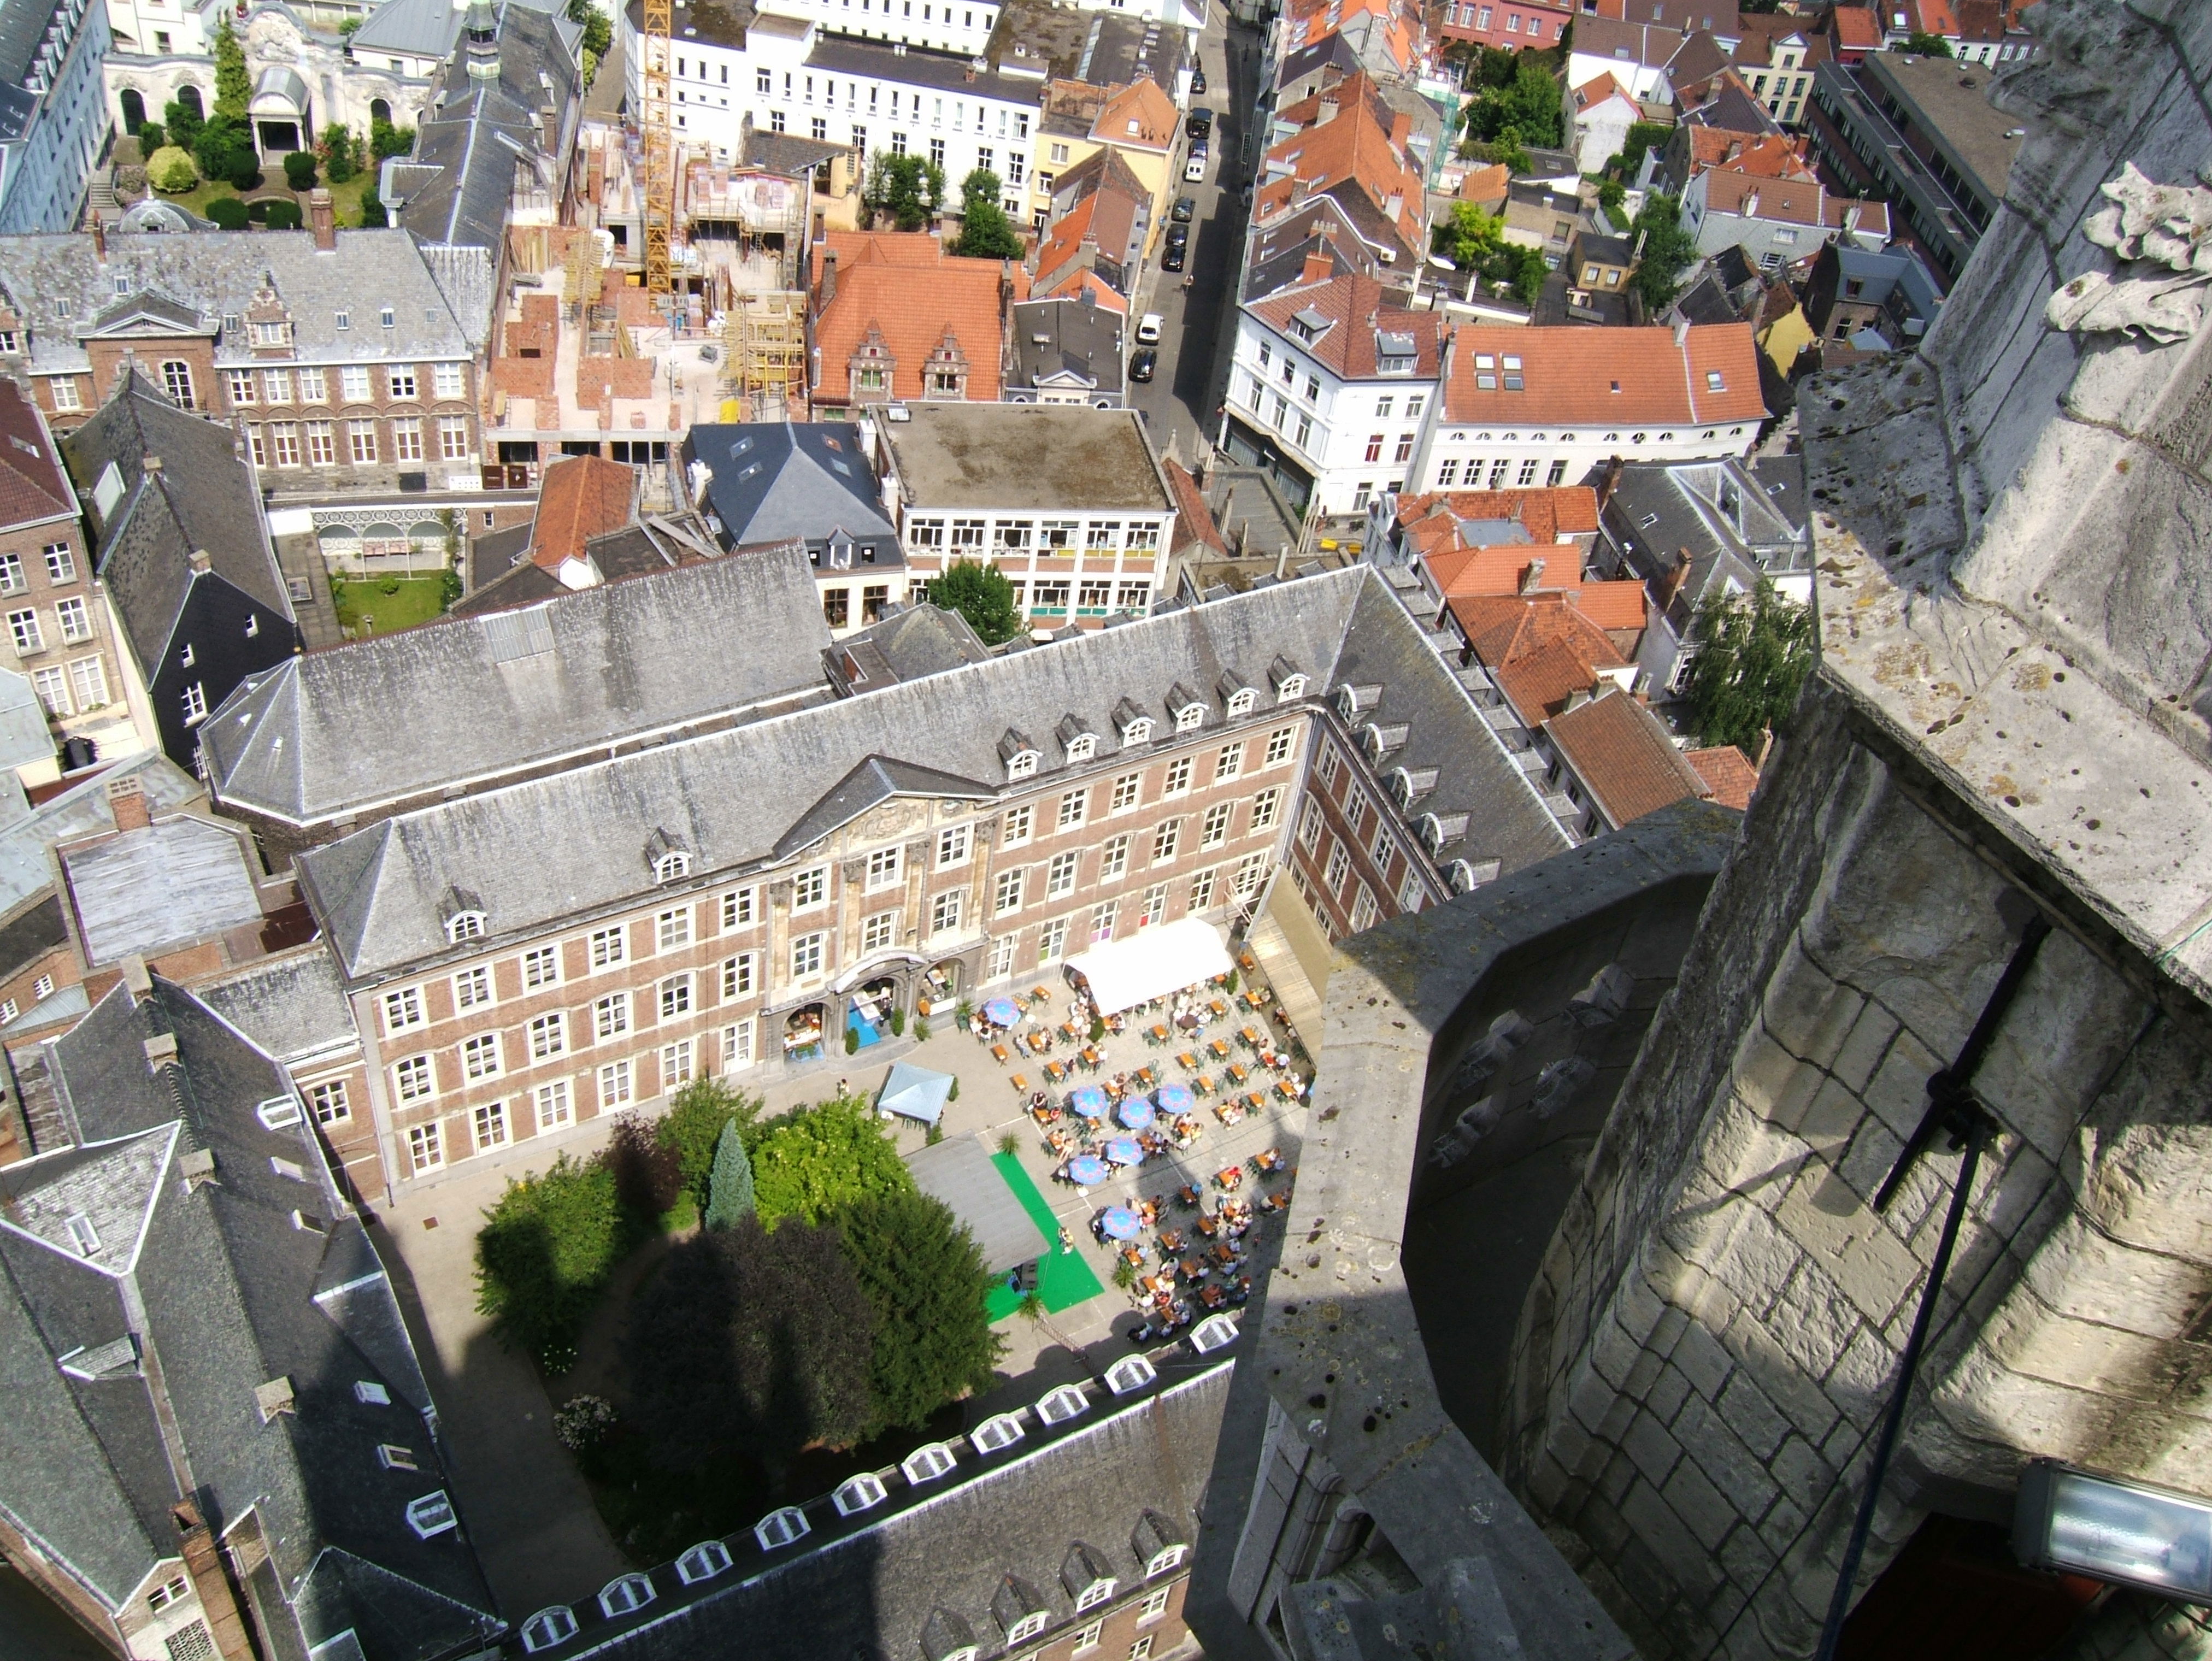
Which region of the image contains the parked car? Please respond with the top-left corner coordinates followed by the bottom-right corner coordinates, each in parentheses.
top-left (1191, 66), bottom-right (1207, 95)
top-left (1131, 347), bottom-right (1158, 382)
top-left (1184, 148), bottom-right (1208, 183)
top-left (1172, 195), bottom-right (1196, 223)
top-left (1136, 313), bottom-right (1164, 344)
top-left (1163, 243), bottom-right (1186, 272)
top-left (1186, 108), bottom-right (1214, 140)
top-left (1166, 222), bottom-right (1190, 249)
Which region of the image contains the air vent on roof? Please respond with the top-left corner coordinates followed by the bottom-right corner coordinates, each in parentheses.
top-left (355, 1380), bottom-right (391, 1405)
top-left (256, 1096), bottom-right (303, 1130)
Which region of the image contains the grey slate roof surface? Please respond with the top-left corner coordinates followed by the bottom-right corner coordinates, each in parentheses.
top-left (1, 981), bottom-right (499, 1652)
top-left (196, 948), bottom-right (360, 1067)
top-left (0, 891), bottom-right (66, 981)
top-left (685, 421), bottom-right (899, 557)
top-left (63, 817), bottom-right (263, 967)
top-left (804, 31), bottom-right (1046, 101)
top-left (552, 1360), bottom-right (1230, 1660)
top-left (352, 0), bottom-right (559, 58)
top-left (59, 374), bottom-right (293, 673)
top-left (1012, 297), bottom-right (1126, 397)
top-left (0, 231), bottom-right (474, 380)
top-left (0, 752), bottom-right (204, 923)
top-left (1602, 458), bottom-right (1810, 634)
top-left (200, 544), bottom-right (834, 827)
top-left (296, 568), bottom-right (1569, 981)
top-left (774, 755), bottom-right (999, 859)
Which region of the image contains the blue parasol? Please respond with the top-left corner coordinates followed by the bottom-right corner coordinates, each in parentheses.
top-left (1068, 1085), bottom-right (1108, 1118)
top-left (982, 997), bottom-right (1022, 1027)
top-left (1098, 1206), bottom-right (1143, 1241)
top-left (1155, 1083), bottom-right (1195, 1115)
top-left (1067, 1154), bottom-right (1110, 1186)
top-left (1105, 1136), bottom-right (1145, 1165)
top-left (1116, 1095), bottom-right (1156, 1129)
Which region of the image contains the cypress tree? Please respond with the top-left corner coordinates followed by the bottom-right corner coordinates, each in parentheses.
top-left (704, 1119), bottom-right (755, 1229)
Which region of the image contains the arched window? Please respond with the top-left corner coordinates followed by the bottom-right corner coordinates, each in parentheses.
top-left (597, 1574), bottom-right (655, 1617)
top-left (519, 1609), bottom-right (578, 1653)
top-left (370, 96), bottom-right (392, 124)
top-left (119, 89), bottom-right (145, 133)
top-left (176, 84), bottom-right (203, 119)
top-left (1225, 688), bottom-right (1257, 718)
top-left (675, 1541), bottom-right (733, 1585)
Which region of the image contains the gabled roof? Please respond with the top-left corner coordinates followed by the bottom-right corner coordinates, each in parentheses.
top-left (776, 755), bottom-right (1001, 858)
top-left (1685, 743), bottom-right (1759, 811)
top-left (1089, 78), bottom-right (1178, 151)
top-left (1697, 169), bottom-right (1890, 236)
top-left (1682, 129), bottom-right (1817, 181)
top-left (1438, 325), bottom-right (1766, 428)
top-left (1257, 83), bottom-right (1426, 247)
top-left (1012, 297), bottom-right (1127, 396)
top-left (685, 421), bottom-right (898, 553)
top-left (1451, 594), bottom-right (1629, 722)
top-left (0, 378), bottom-right (74, 529)
top-left (1246, 273), bottom-right (1444, 381)
top-left (1830, 4), bottom-right (1882, 46)
top-left (810, 234), bottom-right (1016, 403)
top-left (1545, 688), bottom-right (1712, 827)
top-left (529, 454), bottom-right (637, 571)
top-left (352, 0), bottom-right (560, 57)
top-left (1569, 15), bottom-right (1684, 69)
top-left (58, 372), bottom-right (292, 673)
top-left (200, 548), bottom-right (833, 829)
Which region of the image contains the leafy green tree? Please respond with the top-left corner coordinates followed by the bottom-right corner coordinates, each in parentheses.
top-left (162, 97), bottom-right (204, 153)
top-left (136, 119), bottom-right (166, 152)
top-left (1901, 31), bottom-right (1953, 56)
top-left (263, 199), bottom-right (303, 230)
top-left (283, 150), bottom-right (318, 190)
top-left (146, 146), bottom-right (199, 193)
top-left (1433, 202), bottom-right (1544, 307)
top-left (206, 196), bottom-right (250, 230)
top-left (626, 1216), bottom-right (876, 1473)
top-left (1604, 120), bottom-right (1673, 180)
top-left (837, 1190), bottom-right (1001, 1432)
top-left (212, 16), bottom-right (251, 121)
top-left (705, 1121), bottom-right (758, 1229)
top-left (952, 169), bottom-right (1023, 258)
top-left (658, 1076), bottom-right (763, 1210)
top-left (1629, 193), bottom-right (1698, 310)
top-left (1461, 55), bottom-right (1564, 149)
top-left (1597, 178), bottom-right (1626, 219)
top-left (568, 0), bottom-right (613, 64)
top-left (192, 115), bottom-right (259, 189)
top-left (321, 122), bottom-right (359, 183)
top-left (607, 1110), bottom-right (684, 1224)
top-left (864, 151), bottom-right (944, 231)
top-left (475, 1153), bottom-right (637, 1362)
top-left (751, 1098), bottom-right (916, 1227)
top-left (1681, 578), bottom-right (1814, 752)
top-left (358, 183), bottom-right (388, 227)
top-left (929, 558), bottom-right (1021, 644)
top-left (370, 117), bottom-right (416, 161)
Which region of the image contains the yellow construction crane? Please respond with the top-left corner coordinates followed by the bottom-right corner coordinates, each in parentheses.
top-left (640, 0), bottom-right (673, 298)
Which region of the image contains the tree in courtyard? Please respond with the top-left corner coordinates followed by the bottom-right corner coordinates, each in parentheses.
top-left (212, 16), bottom-right (251, 121)
top-left (626, 1216), bottom-right (876, 1474)
top-left (1901, 31), bottom-right (1953, 56)
top-left (928, 558), bottom-right (1021, 645)
top-left (658, 1075), bottom-right (763, 1212)
top-left (837, 1190), bottom-right (1001, 1432)
top-left (952, 169), bottom-right (1023, 258)
top-left (475, 1152), bottom-right (636, 1363)
top-left (320, 123), bottom-right (359, 183)
top-left (1628, 193), bottom-right (1698, 311)
top-left (1681, 577), bottom-right (1816, 753)
top-left (704, 1121), bottom-right (757, 1229)
top-left (193, 115), bottom-right (260, 190)
top-left (146, 147), bottom-right (199, 193)
top-left (1460, 53), bottom-right (1564, 150)
top-left (864, 151), bottom-right (944, 231)
top-left (567, 0), bottom-right (613, 62)
top-left (750, 1098), bottom-right (916, 1227)
top-left (1434, 201), bottom-right (1545, 306)
top-left (163, 97), bottom-right (205, 154)
top-left (607, 1110), bottom-right (684, 1224)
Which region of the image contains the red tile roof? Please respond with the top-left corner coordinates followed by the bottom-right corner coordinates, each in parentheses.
top-left (1256, 85), bottom-right (1426, 246)
top-left (1685, 744), bottom-right (1760, 811)
top-left (1684, 130), bottom-right (1818, 181)
top-left (810, 233), bottom-right (1017, 403)
top-left (1395, 486), bottom-right (1599, 551)
top-left (1451, 593), bottom-right (1633, 724)
top-left (1438, 325), bottom-right (1768, 427)
top-left (1163, 461), bottom-right (1227, 557)
top-left (1830, 5), bottom-right (1882, 46)
top-left (530, 455), bottom-right (637, 570)
top-left (1090, 78), bottom-right (1178, 151)
top-left (1457, 162), bottom-right (1510, 207)
top-left (1697, 170), bottom-right (1891, 236)
top-left (0, 379), bottom-right (73, 530)
top-left (1545, 689), bottom-right (1711, 826)
top-left (1246, 273), bottom-right (1444, 381)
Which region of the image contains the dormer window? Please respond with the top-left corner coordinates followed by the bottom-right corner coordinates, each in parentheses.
top-left (1226, 688), bottom-right (1257, 718)
top-left (519, 1609), bottom-right (579, 1653)
top-left (1067, 733), bottom-right (1096, 762)
top-left (1175, 704), bottom-right (1205, 733)
top-left (1076, 1577), bottom-right (1116, 1611)
top-left (1008, 1610), bottom-right (1049, 1642)
top-left (1705, 369), bottom-right (1725, 391)
top-left (1008, 749), bottom-right (1039, 780)
top-left (597, 1573), bottom-right (655, 1617)
top-left (1147, 1543), bottom-right (1187, 1575)
top-left (971, 1412), bottom-right (1025, 1454)
top-left (1037, 1383), bottom-right (1090, 1424)
top-left (676, 1540), bottom-right (733, 1584)
top-left (1278, 674), bottom-right (1307, 702)
top-left (404, 1492), bottom-right (457, 1538)
top-left (903, 1442), bottom-right (958, 1483)
top-left (755, 1506), bottom-right (811, 1550)
top-left (1063, 1542), bottom-right (1118, 1612)
top-left (380, 307), bottom-right (397, 328)
top-left (834, 1472), bottom-right (889, 1515)
top-left (442, 885), bottom-right (486, 943)
top-left (1001, 726), bottom-right (1041, 780)
top-left (1189, 1311), bottom-right (1239, 1353)
top-left (646, 829), bottom-right (691, 883)
top-left (1122, 715), bottom-right (1154, 745)
top-left (1105, 1354), bottom-right (1156, 1394)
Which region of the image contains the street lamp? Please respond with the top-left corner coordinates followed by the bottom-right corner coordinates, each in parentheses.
top-left (2014, 1459), bottom-right (2212, 1601)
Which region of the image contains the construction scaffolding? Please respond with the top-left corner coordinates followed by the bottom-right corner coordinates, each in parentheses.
top-left (722, 292), bottom-right (808, 421)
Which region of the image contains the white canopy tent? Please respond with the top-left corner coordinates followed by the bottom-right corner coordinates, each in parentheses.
top-left (1064, 917), bottom-right (1234, 1016)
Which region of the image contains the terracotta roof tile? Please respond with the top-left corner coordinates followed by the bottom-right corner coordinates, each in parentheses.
top-left (1457, 162), bottom-right (1510, 205)
top-left (1450, 593), bottom-right (1630, 723)
top-left (1831, 5), bottom-right (1881, 45)
top-left (1687, 130), bottom-right (1818, 180)
top-left (1257, 87), bottom-right (1426, 245)
top-left (1545, 689), bottom-right (1710, 826)
top-left (1090, 78), bottom-right (1178, 151)
top-left (1247, 272), bottom-right (1444, 381)
top-left (1685, 744), bottom-right (1760, 811)
top-left (1438, 324), bottom-right (1767, 427)
top-left (1697, 170), bottom-right (1890, 235)
top-left (1163, 461), bottom-right (1227, 556)
top-left (810, 233), bottom-right (1013, 403)
top-left (0, 380), bottom-right (73, 529)
top-left (530, 454), bottom-right (637, 570)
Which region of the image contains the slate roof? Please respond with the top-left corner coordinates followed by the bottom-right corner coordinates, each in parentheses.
top-left (0, 231), bottom-right (474, 379)
top-left (1697, 169), bottom-right (1889, 236)
top-left (1437, 325), bottom-right (1766, 428)
top-left (0, 378), bottom-right (73, 529)
top-left (196, 947), bottom-right (360, 1066)
top-left (0, 979), bottom-right (497, 1651)
top-left (539, 1359), bottom-right (1230, 1660)
top-left (61, 816), bottom-right (264, 967)
top-left (296, 568), bottom-right (1570, 981)
top-left (823, 603), bottom-right (994, 694)
top-left (775, 755), bottom-right (999, 859)
top-left (58, 373), bottom-right (293, 675)
top-left (353, 0), bottom-right (559, 55)
top-left (1011, 297), bottom-right (1126, 399)
top-left (199, 546), bottom-right (834, 829)
top-left (0, 752), bottom-right (204, 923)
top-left (1600, 456), bottom-right (1810, 633)
top-left (684, 421), bottom-right (898, 557)
top-left (1545, 688), bottom-right (1711, 827)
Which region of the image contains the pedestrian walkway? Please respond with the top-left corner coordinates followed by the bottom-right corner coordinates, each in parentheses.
top-left (984, 1150), bottom-right (1104, 1318)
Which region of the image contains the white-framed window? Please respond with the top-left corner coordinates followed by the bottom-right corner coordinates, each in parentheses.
top-left (598, 1058), bottom-right (634, 1107)
top-left (340, 364), bottom-right (372, 402)
top-left (383, 987), bottom-right (425, 1032)
top-left (54, 597), bottom-right (89, 643)
top-left (348, 420), bottom-right (378, 464)
top-left (520, 1608), bottom-right (579, 1653)
top-left (1163, 757), bottom-right (1193, 796)
top-left (1047, 851), bottom-right (1079, 898)
top-left (793, 866), bottom-right (829, 910)
top-left (862, 909), bottom-right (899, 953)
top-left (1298, 800), bottom-right (1323, 852)
top-left (522, 945), bottom-right (561, 989)
top-left (1110, 772), bottom-right (1143, 814)
top-left (1057, 787), bottom-right (1088, 830)
top-left (307, 1079), bottom-right (350, 1124)
top-left (1129, 1636), bottom-right (1156, 1660)
top-left (1140, 883), bottom-right (1168, 927)
top-left (462, 1033), bottom-right (502, 1081)
top-left (656, 906), bottom-right (692, 951)
top-left (1038, 916), bottom-right (1069, 963)
top-left (721, 887), bottom-right (759, 930)
top-left (8, 608), bottom-right (41, 653)
top-left (652, 848), bottom-right (691, 883)
top-left (67, 655), bottom-right (108, 710)
top-left (1074, 1621), bottom-right (1104, 1654)
top-left (1325, 842), bottom-right (1351, 894)
top-left (936, 823), bottom-right (972, 868)
top-left (590, 926), bottom-right (628, 969)
top-left (1317, 746), bottom-right (1342, 787)
top-left (1233, 853), bottom-right (1268, 899)
top-left (660, 974), bottom-right (692, 1020)
top-left (1200, 803), bottom-right (1233, 849)
top-left (393, 1055), bottom-right (436, 1102)
top-left (594, 992), bottom-right (630, 1040)
top-left (180, 679), bottom-right (204, 725)
top-left (147, 1576), bottom-right (190, 1615)
top-left (297, 367), bottom-right (328, 403)
top-left (392, 417), bottom-right (423, 462)
top-left (445, 910), bottom-right (485, 944)
top-left (1174, 702), bottom-right (1205, 733)
top-left (1266, 727), bottom-right (1296, 765)
top-left (1252, 786), bottom-right (1284, 830)
top-left (1091, 902), bottom-right (1117, 943)
top-left (675, 1540), bottom-right (733, 1585)
top-left (791, 932), bottom-right (826, 980)
top-left (1351, 886), bottom-right (1379, 933)
top-left (453, 965), bottom-right (492, 1011)
top-left (306, 421), bottom-right (335, 465)
top-left (438, 415), bottom-right (471, 460)
top-left (1399, 869), bottom-right (1426, 912)
top-left (1100, 835), bottom-right (1129, 880)
top-left (49, 376), bottom-right (80, 412)
top-left (1190, 867), bottom-right (1218, 910)
top-left (931, 889), bottom-right (964, 936)
top-left (866, 845), bottom-right (903, 890)
top-left (433, 361), bottom-right (468, 399)
top-left (598, 1574), bottom-right (654, 1617)
top-left (993, 868), bottom-right (1024, 915)
top-left (161, 360), bottom-right (195, 408)
top-left (43, 544), bottom-right (75, 585)
top-left (661, 1038), bottom-right (696, 1088)
top-left (1003, 804), bottom-right (1033, 846)
top-left (472, 1101), bottom-right (509, 1151)
top-left (31, 665), bottom-right (67, 715)
top-left (536, 1079), bottom-right (573, 1129)
top-left (986, 934), bottom-right (1016, 979)
top-left (721, 953), bottom-right (757, 999)
top-left (1215, 741), bottom-right (1245, 782)
top-left (972, 1412), bottom-right (1025, 1453)
top-left (722, 1018), bottom-right (756, 1069)
top-left (407, 1121), bottom-right (444, 1172)
top-left (404, 1492), bottom-right (457, 1539)
top-left (1152, 821), bottom-right (1181, 863)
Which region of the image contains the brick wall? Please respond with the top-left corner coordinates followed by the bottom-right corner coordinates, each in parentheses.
top-left (0, 514), bottom-right (126, 750)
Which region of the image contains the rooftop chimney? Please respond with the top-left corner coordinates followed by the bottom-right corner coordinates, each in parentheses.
top-left (120, 954), bottom-right (151, 1001)
top-left (172, 1504), bottom-right (256, 1661)
top-left (1300, 248), bottom-right (1336, 285)
top-left (108, 775), bottom-right (150, 833)
top-left (1660, 550), bottom-right (1695, 608)
top-left (143, 1032), bottom-right (179, 1072)
top-left (309, 187), bottom-right (336, 252)
top-left (1742, 189), bottom-right (1761, 219)
top-left (143, 455), bottom-right (162, 474)
top-left (1520, 556), bottom-right (1548, 594)
top-left (820, 246), bottom-right (838, 307)
top-left (1673, 313), bottom-right (1691, 348)
top-left (90, 215), bottom-right (105, 260)
top-left (1317, 95), bottom-right (1339, 124)
top-left (1390, 110), bottom-right (1411, 148)
top-left (188, 548), bottom-right (211, 574)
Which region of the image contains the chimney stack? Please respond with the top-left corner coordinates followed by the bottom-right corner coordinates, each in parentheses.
top-left (1661, 550), bottom-right (1695, 608)
top-left (1390, 110), bottom-right (1411, 149)
top-left (309, 187), bottom-right (336, 252)
top-left (1520, 556), bottom-right (1547, 594)
top-left (189, 548), bottom-right (211, 574)
top-left (1742, 189), bottom-right (1761, 220)
top-left (143, 455), bottom-right (162, 475)
top-left (820, 246), bottom-right (838, 307)
top-left (1300, 248), bottom-right (1336, 285)
top-left (108, 775), bottom-right (150, 833)
top-left (90, 215), bottom-right (105, 260)
top-left (172, 1504), bottom-right (257, 1661)
top-left (1673, 313), bottom-right (1691, 348)
top-left (1317, 95), bottom-right (1339, 125)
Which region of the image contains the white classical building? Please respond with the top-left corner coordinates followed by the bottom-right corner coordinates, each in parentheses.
top-left (1220, 269), bottom-right (1447, 518)
top-left (0, 0), bottom-right (111, 233)
top-left (1404, 323), bottom-right (1767, 498)
top-left (619, 0), bottom-right (1043, 211)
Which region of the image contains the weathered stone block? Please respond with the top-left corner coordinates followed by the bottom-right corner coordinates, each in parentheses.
top-left (1675, 1394), bottom-right (1781, 1521)
top-left (1774, 1158), bottom-right (1927, 1328)
top-left (1670, 1314), bottom-right (1737, 1405)
top-left (1768, 1433), bottom-right (1838, 1515)
top-left (1622, 1408), bottom-right (1685, 1487)
top-left (1768, 1258), bottom-right (1868, 1384)
top-left (1763, 934), bottom-right (1863, 1068)
top-left (1716, 1369), bottom-right (1791, 1460)
top-left (1862, 1026), bottom-right (1944, 1141)
top-left (1722, 1307), bottom-right (1842, 1444)
top-left (1832, 1001), bottom-right (1902, 1094)
top-left (1732, 1023), bottom-right (1805, 1122)
top-left (2024, 1214), bottom-right (2212, 1341)
top-left (1622, 1478), bottom-right (1727, 1601)
top-left (1645, 1360), bottom-right (1693, 1429)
